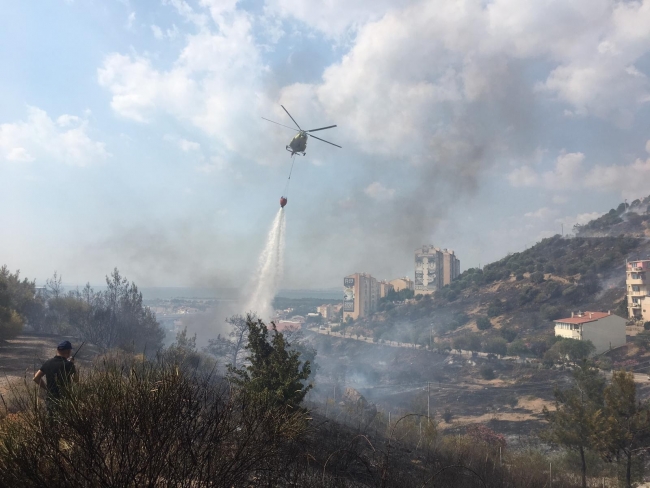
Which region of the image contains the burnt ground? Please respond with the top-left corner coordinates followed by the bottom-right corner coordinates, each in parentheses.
top-left (308, 333), bottom-right (570, 444)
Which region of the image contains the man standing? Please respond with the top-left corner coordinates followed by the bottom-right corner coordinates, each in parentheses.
top-left (33, 340), bottom-right (78, 412)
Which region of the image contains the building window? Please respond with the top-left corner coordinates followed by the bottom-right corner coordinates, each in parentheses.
top-left (633, 285), bottom-right (640, 292)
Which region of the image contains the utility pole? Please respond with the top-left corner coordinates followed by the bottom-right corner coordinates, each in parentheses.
top-left (427, 382), bottom-right (430, 423)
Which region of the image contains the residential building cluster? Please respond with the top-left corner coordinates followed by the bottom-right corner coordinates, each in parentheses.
top-left (342, 245), bottom-right (459, 321)
top-left (551, 258), bottom-right (650, 355)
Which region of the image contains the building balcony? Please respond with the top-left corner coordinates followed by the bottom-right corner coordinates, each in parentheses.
top-left (630, 302), bottom-right (642, 309)
top-left (628, 290), bottom-right (648, 296)
top-left (627, 277), bottom-right (647, 285)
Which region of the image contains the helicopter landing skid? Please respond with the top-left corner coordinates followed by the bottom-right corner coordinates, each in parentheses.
top-left (286, 146), bottom-right (306, 156)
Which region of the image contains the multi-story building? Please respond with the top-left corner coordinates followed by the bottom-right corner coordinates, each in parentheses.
top-left (414, 246), bottom-right (461, 293)
top-left (379, 280), bottom-right (394, 298)
top-left (554, 311), bottom-right (626, 354)
top-left (442, 249), bottom-right (461, 286)
top-left (414, 246), bottom-right (443, 293)
top-left (389, 277), bottom-right (414, 292)
top-left (343, 273), bottom-right (379, 321)
top-left (317, 304), bottom-right (333, 319)
top-left (627, 259), bottom-right (650, 322)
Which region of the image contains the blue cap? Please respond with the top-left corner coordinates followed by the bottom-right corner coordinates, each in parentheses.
top-left (57, 340), bottom-right (72, 350)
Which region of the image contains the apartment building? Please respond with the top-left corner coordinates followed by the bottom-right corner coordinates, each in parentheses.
top-left (343, 273), bottom-right (379, 321)
top-left (627, 259), bottom-right (650, 322)
top-left (414, 246), bottom-right (461, 294)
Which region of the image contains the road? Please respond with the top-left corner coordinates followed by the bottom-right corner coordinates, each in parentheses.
top-left (310, 327), bottom-right (650, 384)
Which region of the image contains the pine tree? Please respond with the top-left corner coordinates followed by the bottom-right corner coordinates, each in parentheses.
top-left (595, 370), bottom-right (650, 488)
top-left (228, 316), bottom-right (312, 409)
top-left (541, 362), bottom-right (605, 488)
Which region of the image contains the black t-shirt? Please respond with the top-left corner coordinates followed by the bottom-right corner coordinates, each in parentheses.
top-left (39, 356), bottom-right (76, 398)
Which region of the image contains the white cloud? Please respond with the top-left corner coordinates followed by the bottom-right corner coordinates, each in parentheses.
top-left (552, 195), bottom-right (568, 204)
top-left (364, 182), bottom-right (395, 201)
top-left (6, 147), bottom-right (34, 162)
top-left (125, 11), bottom-right (136, 29)
top-left (151, 23), bottom-right (179, 40)
top-left (524, 207), bottom-right (558, 219)
top-left (265, 0), bottom-right (408, 39)
top-left (0, 107), bottom-right (108, 166)
top-left (199, 0), bottom-right (240, 22)
top-left (98, 11), bottom-right (272, 156)
top-left (507, 166), bottom-right (538, 187)
top-left (273, 0), bottom-right (650, 126)
top-left (151, 25), bottom-right (164, 40)
top-left (508, 151), bottom-right (584, 189)
top-left (508, 146), bottom-right (650, 200)
top-left (164, 134), bottom-right (201, 152)
top-left (584, 157), bottom-right (650, 199)
top-left (162, 0), bottom-right (209, 27)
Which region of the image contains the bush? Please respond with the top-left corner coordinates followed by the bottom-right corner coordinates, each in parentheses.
top-left (530, 271), bottom-right (545, 283)
top-left (500, 327), bottom-right (517, 343)
top-left (443, 408), bottom-right (453, 423)
top-left (480, 366), bottom-right (496, 380)
top-left (0, 359), bottom-right (309, 486)
top-left (487, 299), bottom-right (505, 318)
top-left (476, 316), bottom-right (492, 331)
top-left (544, 338), bottom-right (595, 362)
top-left (508, 339), bottom-right (528, 356)
top-left (453, 333), bottom-right (481, 352)
top-left (633, 331), bottom-right (650, 350)
top-left (484, 337), bottom-right (508, 356)
top-left (644, 322), bottom-right (650, 331)
top-left (0, 308), bottom-right (23, 342)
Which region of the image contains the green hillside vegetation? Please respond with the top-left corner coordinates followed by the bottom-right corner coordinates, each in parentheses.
top-left (344, 195), bottom-right (650, 359)
top-left (575, 194), bottom-right (650, 237)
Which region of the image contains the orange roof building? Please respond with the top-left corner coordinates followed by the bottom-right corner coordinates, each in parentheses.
top-left (553, 311), bottom-right (626, 354)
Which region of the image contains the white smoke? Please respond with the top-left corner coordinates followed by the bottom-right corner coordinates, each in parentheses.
top-left (244, 208), bottom-right (286, 320)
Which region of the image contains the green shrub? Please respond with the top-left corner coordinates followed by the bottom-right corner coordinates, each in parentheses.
top-left (476, 316), bottom-right (492, 331)
top-left (500, 327), bottom-right (517, 342)
top-left (508, 339), bottom-right (528, 356)
top-left (480, 366), bottom-right (496, 380)
top-left (484, 337), bottom-right (507, 356)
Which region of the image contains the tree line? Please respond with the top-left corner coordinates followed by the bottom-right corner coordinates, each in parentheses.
top-left (0, 266), bottom-right (164, 352)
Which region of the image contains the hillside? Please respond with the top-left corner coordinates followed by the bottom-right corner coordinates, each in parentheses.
top-left (349, 195), bottom-right (650, 359)
top-left (575, 194), bottom-right (650, 238)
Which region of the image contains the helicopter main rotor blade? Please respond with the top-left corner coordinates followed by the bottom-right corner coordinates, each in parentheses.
top-left (307, 125), bottom-right (337, 132)
top-left (261, 117), bottom-right (298, 132)
top-left (281, 105), bottom-right (302, 130)
top-left (308, 133), bottom-right (342, 148)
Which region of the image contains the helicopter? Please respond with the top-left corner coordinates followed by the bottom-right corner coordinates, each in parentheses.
top-left (262, 105), bottom-right (341, 156)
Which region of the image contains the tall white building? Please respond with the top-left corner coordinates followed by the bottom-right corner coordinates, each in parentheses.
top-left (414, 246), bottom-right (461, 294)
top-left (343, 273), bottom-right (379, 320)
top-left (627, 259), bottom-right (650, 322)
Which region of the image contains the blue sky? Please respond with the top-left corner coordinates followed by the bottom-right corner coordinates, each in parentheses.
top-left (1, 0), bottom-right (650, 289)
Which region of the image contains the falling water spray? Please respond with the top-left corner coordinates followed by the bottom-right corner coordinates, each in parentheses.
top-left (244, 208), bottom-right (286, 320)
